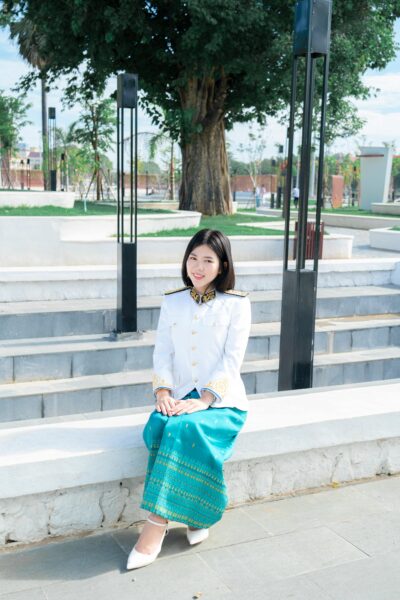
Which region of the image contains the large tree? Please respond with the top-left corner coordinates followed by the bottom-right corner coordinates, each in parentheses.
top-left (8, 16), bottom-right (52, 190)
top-left (0, 90), bottom-right (31, 187)
top-left (2, 1), bottom-right (400, 214)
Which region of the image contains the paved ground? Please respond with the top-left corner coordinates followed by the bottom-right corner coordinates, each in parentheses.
top-left (325, 226), bottom-right (400, 258)
top-left (1, 474), bottom-right (400, 599)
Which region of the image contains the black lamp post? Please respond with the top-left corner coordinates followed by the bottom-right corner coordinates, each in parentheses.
top-left (277, 144), bottom-right (284, 210)
top-left (114, 73), bottom-right (142, 337)
top-left (278, 0), bottom-right (332, 391)
top-left (48, 107), bottom-right (57, 191)
top-left (20, 159), bottom-right (24, 190)
top-left (351, 165), bottom-right (357, 207)
top-left (26, 158), bottom-right (31, 190)
top-left (60, 153), bottom-right (65, 191)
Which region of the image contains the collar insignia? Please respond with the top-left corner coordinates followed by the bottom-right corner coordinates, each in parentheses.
top-left (190, 287), bottom-right (216, 305)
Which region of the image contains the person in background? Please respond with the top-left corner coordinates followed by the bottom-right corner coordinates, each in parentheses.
top-left (293, 186), bottom-right (300, 209)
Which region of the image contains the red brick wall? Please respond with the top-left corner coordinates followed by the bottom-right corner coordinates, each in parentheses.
top-left (231, 174), bottom-right (277, 193)
top-left (1, 169), bottom-right (44, 189)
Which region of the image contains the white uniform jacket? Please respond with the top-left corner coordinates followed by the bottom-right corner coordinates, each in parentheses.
top-left (152, 287), bottom-right (252, 411)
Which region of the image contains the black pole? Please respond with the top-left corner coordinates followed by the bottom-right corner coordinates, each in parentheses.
top-left (283, 58), bottom-right (298, 270)
top-left (313, 53), bottom-right (330, 273)
top-left (20, 160), bottom-right (24, 190)
top-left (48, 107), bottom-right (57, 191)
top-left (27, 158), bottom-right (31, 190)
top-left (278, 0), bottom-right (332, 391)
top-left (117, 105), bottom-right (120, 242)
top-left (115, 73), bottom-right (141, 336)
top-left (135, 97), bottom-right (138, 246)
top-left (121, 104), bottom-right (125, 242)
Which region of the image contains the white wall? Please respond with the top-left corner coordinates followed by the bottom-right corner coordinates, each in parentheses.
top-left (360, 146), bottom-right (393, 209)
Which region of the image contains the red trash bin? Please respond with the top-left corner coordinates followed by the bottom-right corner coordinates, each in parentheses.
top-left (293, 221), bottom-right (324, 260)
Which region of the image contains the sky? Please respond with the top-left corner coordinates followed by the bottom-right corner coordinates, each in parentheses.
top-left (0, 18), bottom-right (399, 164)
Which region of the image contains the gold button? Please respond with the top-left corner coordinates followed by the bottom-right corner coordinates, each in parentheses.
top-left (192, 362), bottom-right (197, 366)
top-left (192, 346), bottom-right (196, 351)
top-left (194, 315), bottom-right (198, 320)
top-left (194, 378), bottom-right (198, 382)
top-left (192, 330), bottom-right (197, 335)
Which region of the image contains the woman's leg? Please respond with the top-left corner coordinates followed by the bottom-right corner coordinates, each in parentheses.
top-left (135, 411), bottom-right (170, 554)
top-left (140, 406), bottom-right (247, 528)
top-left (134, 512), bottom-right (168, 554)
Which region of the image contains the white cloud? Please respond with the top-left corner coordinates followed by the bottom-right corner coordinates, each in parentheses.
top-left (356, 73), bottom-right (400, 113)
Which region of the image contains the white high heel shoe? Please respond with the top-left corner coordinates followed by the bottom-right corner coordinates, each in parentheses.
top-left (186, 527), bottom-right (209, 545)
top-left (126, 516), bottom-right (169, 570)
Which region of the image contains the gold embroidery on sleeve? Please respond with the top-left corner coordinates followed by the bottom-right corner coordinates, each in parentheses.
top-left (152, 374), bottom-right (173, 390)
top-left (204, 378), bottom-right (229, 397)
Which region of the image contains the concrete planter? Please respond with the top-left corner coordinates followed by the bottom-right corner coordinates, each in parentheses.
top-left (257, 208), bottom-right (400, 231)
top-left (0, 212), bottom-right (201, 267)
top-left (372, 203), bottom-right (400, 216)
top-left (0, 225), bottom-right (352, 267)
top-left (370, 227), bottom-right (400, 253)
top-left (0, 191), bottom-right (75, 208)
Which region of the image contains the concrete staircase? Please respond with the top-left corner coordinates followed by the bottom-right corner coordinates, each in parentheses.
top-left (0, 267), bottom-right (400, 423)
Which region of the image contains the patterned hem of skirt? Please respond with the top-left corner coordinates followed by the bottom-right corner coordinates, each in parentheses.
top-left (139, 500), bottom-right (221, 529)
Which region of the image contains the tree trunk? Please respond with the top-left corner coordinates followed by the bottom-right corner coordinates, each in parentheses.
top-left (178, 75), bottom-right (233, 216)
top-left (41, 75), bottom-right (49, 191)
top-left (179, 119), bottom-right (232, 215)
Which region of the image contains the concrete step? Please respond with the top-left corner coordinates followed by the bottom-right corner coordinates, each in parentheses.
top-left (1, 285), bottom-right (400, 340)
top-left (1, 346), bottom-right (400, 423)
top-left (1, 315), bottom-right (400, 384)
top-left (1, 258), bottom-right (399, 301)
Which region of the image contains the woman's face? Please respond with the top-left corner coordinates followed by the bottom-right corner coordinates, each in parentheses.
top-left (186, 244), bottom-right (221, 294)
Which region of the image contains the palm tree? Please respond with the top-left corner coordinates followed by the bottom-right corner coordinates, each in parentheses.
top-left (10, 17), bottom-right (51, 190)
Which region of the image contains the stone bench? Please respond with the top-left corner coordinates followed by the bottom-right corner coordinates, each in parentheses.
top-left (1, 380), bottom-right (400, 546)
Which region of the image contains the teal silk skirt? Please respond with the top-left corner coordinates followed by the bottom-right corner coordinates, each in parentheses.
top-left (140, 390), bottom-right (247, 528)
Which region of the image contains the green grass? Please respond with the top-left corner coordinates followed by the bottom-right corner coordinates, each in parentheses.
top-left (315, 206), bottom-right (400, 219)
top-left (0, 201), bottom-right (174, 216)
top-left (139, 213), bottom-right (285, 237)
top-left (391, 227), bottom-right (400, 231)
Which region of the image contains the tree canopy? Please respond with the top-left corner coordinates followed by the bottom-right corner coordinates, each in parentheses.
top-left (0, 89), bottom-right (31, 156)
top-left (2, 0), bottom-right (400, 213)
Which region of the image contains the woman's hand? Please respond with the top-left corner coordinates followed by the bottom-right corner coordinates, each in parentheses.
top-left (171, 392), bottom-right (214, 416)
top-left (155, 389), bottom-right (176, 416)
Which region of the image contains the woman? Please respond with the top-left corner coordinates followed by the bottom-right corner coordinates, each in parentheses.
top-left (127, 228), bottom-right (251, 570)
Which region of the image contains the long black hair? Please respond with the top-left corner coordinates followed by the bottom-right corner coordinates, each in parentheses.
top-left (181, 229), bottom-right (235, 292)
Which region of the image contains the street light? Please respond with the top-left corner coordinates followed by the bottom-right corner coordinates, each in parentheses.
top-left (232, 168), bottom-right (237, 203)
top-left (278, 0), bottom-right (332, 391)
top-left (20, 159), bottom-right (24, 190)
top-left (115, 72), bottom-right (141, 336)
top-left (26, 158), bottom-right (31, 190)
top-left (48, 107), bottom-right (57, 191)
top-left (277, 144), bottom-right (284, 209)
